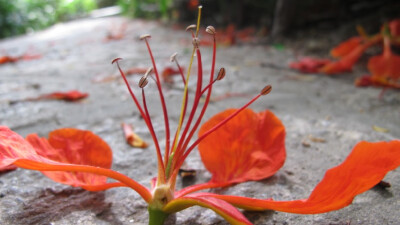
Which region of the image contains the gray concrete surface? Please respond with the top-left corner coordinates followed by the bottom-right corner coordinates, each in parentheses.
top-left (0, 16), bottom-right (399, 225)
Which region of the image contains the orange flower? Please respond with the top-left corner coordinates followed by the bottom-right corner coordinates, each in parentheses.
top-left (320, 34), bottom-right (382, 74)
top-left (1, 8), bottom-right (400, 225)
top-left (367, 35), bottom-right (400, 82)
top-left (289, 57), bottom-right (331, 73)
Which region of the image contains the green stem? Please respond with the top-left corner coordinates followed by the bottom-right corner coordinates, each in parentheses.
top-left (148, 207), bottom-right (169, 225)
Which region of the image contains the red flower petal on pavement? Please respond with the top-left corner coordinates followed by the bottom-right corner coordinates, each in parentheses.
top-left (0, 126), bottom-right (151, 197)
top-left (121, 123), bottom-right (149, 148)
top-left (198, 108), bottom-right (286, 184)
top-left (200, 140), bottom-right (400, 214)
top-left (26, 128), bottom-right (113, 187)
top-left (289, 57), bottom-right (331, 73)
top-left (367, 36), bottom-right (400, 81)
top-left (39, 90), bottom-right (89, 102)
top-left (330, 37), bottom-right (363, 58)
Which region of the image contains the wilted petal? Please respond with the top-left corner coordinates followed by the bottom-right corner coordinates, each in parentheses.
top-left (164, 195), bottom-right (252, 225)
top-left (198, 109), bottom-right (285, 184)
top-left (200, 140), bottom-right (400, 214)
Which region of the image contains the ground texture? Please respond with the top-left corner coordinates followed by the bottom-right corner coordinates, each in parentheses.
top-left (0, 16), bottom-right (399, 225)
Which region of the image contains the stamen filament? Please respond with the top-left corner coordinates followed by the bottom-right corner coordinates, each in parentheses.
top-left (113, 59), bottom-right (166, 182)
top-left (170, 6), bottom-right (202, 158)
top-left (171, 34), bottom-right (217, 186)
top-left (142, 88), bottom-right (166, 183)
top-left (143, 38), bottom-right (171, 160)
top-left (177, 92), bottom-right (264, 169)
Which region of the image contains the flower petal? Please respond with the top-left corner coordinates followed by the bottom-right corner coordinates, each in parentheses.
top-left (164, 195), bottom-right (252, 225)
top-left (198, 109), bottom-right (286, 184)
top-left (39, 90), bottom-right (88, 102)
top-left (26, 128), bottom-right (113, 187)
top-left (198, 140), bottom-right (400, 214)
top-left (289, 57), bottom-right (331, 73)
top-left (367, 36), bottom-right (400, 81)
top-left (0, 126), bottom-right (152, 201)
top-left (330, 37), bottom-right (363, 58)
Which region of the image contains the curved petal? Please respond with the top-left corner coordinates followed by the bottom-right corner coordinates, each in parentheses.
top-left (26, 128), bottom-right (113, 187)
top-left (164, 195), bottom-right (252, 225)
top-left (198, 109), bottom-right (286, 184)
top-left (198, 140), bottom-right (400, 214)
top-left (0, 126), bottom-right (151, 201)
top-left (330, 37), bottom-right (363, 58)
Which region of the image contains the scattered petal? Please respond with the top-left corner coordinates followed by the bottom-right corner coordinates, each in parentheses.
top-left (198, 109), bottom-right (286, 184)
top-left (121, 123), bottom-right (149, 148)
top-left (161, 66), bottom-right (183, 83)
top-left (289, 57), bottom-right (331, 73)
top-left (38, 90), bottom-right (89, 102)
top-left (330, 37), bottom-right (363, 58)
top-left (201, 140), bottom-right (400, 214)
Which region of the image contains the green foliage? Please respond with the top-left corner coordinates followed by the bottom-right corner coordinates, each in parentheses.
top-left (118, 0), bottom-right (171, 19)
top-left (0, 0), bottom-right (97, 39)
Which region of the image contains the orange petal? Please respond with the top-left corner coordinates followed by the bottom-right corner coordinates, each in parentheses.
top-left (367, 36), bottom-right (400, 81)
top-left (121, 123), bottom-right (149, 148)
top-left (330, 37), bottom-right (363, 58)
top-left (0, 126), bottom-right (151, 200)
top-left (199, 140), bottom-right (400, 214)
top-left (164, 195), bottom-right (252, 225)
top-left (289, 57), bottom-right (331, 73)
top-left (26, 128), bottom-right (113, 187)
top-left (321, 34), bottom-right (382, 74)
top-left (198, 108), bottom-right (286, 184)
top-left (40, 90), bottom-right (89, 102)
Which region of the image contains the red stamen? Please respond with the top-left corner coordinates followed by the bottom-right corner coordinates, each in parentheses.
top-left (173, 36), bottom-right (218, 179)
top-left (141, 88), bottom-right (166, 180)
top-left (143, 38), bottom-right (171, 159)
top-left (112, 58), bottom-right (166, 181)
top-left (177, 92), bottom-right (264, 169)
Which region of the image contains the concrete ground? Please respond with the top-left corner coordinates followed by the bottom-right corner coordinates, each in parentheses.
top-left (0, 16), bottom-right (399, 225)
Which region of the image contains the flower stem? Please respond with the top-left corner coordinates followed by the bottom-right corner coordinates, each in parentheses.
top-left (148, 208), bottom-right (169, 225)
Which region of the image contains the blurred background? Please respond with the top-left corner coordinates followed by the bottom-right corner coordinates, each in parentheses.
top-left (1, 0), bottom-right (399, 40)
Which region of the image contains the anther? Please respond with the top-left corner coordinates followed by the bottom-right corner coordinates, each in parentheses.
top-left (138, 67), bottom-right (153, 88)
top-left (170, 52), bottom-right (178, 62)
top-left (206, 26), bottom-right (216, 35)
top-left (111, 57), bottom-right (123, 64)
top-left (260, 85), bottom-right (272, 95)
top-left (216, 68), bottom-right (226, 80)
top-left (140, 34), bottom-right (151, 40)
top-left (186, 24), bottom-right (196, 32)
top-left (139, 76), bottom-right (148, 88)
top-left (192, 38), bottom-right (200, 48)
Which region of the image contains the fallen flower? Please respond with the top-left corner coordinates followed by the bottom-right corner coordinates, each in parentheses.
top-left (367, 32), bottom-right (400, 82)
top-left (9, 90), bottom-right (89, 104)
top-left (121, 123), bottom-right (149, 148)
top-left (1, 7), bottom-right (400, 225)
top-left (289, 57), bottom-right (331, 73)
